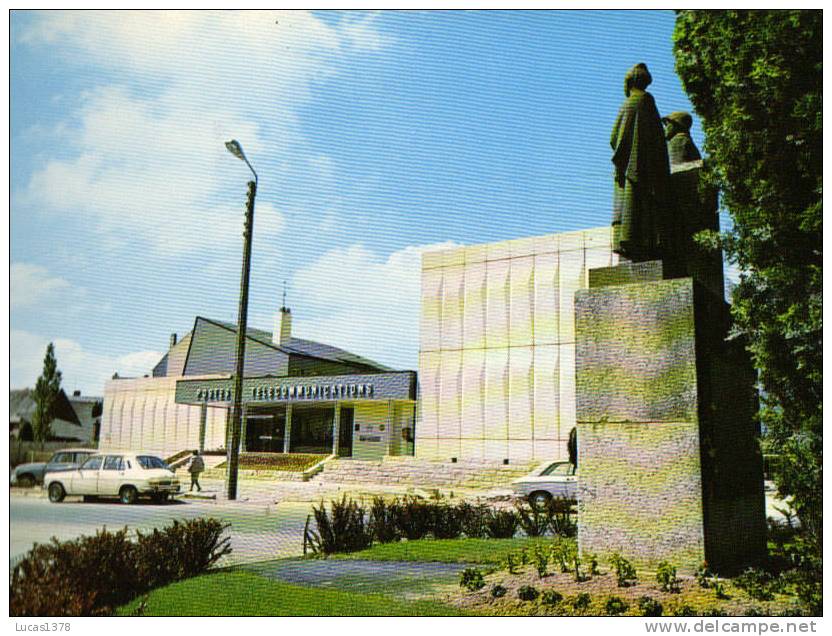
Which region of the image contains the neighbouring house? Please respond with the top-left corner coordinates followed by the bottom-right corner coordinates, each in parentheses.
top-left (9, 389), bottom-right (102, 444)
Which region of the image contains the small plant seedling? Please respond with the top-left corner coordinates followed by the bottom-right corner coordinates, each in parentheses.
top-left (533, 544), bottom-right (549, 578)
top-left (585, 552), bottom-right (601, 576)
top-left (504, 552), bottom-right (519, 574)
top-left (609, 552), bottom-right (638, 587)
top-left (604, 595), bottom-right (629, 616)
top-left (695, 562), bottom-right (712, 588)
top-left (572, 592), bottom-right (591, 611)
top-left (459, 567), bottom-right (485, 592)
top-left (541, 590), bottom-right (563, 607)
top-left (490, 584), bottom-right (507, 599)
top-left (656, 561), bottom-right (681, 593)
top-left (638, 596), bottom-right (663, 617)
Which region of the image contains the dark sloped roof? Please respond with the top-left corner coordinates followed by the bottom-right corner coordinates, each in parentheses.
top-left (283, 337), bottom-right (393, 371)
top-left (208, 318), bottom-right (392, 371)
top-left (152, 352), bottom-right (169, 377)
top-left (9, 388), bottom-right (81, 426)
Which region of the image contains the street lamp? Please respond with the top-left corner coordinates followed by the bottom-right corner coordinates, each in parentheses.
top-left (225, 139), bottom-right (257, 501)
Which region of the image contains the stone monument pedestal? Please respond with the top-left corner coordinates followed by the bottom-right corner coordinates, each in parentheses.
top-left (574, 262), bottom-right (766, 574)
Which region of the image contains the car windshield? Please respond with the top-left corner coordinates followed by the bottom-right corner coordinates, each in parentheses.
top-left (541, 462), bottom-right (574, 476)
top-left (137, 456), bottom-right (169, 470)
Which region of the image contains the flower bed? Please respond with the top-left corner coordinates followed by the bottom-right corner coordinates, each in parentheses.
top-left (214, 452), bottom-right (327, 472)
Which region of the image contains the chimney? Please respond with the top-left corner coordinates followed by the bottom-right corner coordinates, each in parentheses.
top-left (170, 333), bottom-right (177, 349)
top-left (274, 307), bottom-right (292, 345)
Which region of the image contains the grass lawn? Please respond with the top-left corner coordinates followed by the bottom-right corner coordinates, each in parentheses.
top-left (118, 571), bottom-right (470, 616)
top-left (333, 536), bottom-right (558, 565)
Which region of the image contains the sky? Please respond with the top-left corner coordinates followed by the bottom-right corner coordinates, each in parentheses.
top-left (10, 9), bottom-right (723, 395)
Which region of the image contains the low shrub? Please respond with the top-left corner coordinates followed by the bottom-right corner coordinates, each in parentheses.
top-left (10, 519), bottom-right (231, 616)
top-left (369, 497), bottom-right (399, 544)
top-left (733, 567), bottom-right (775, 601)
top-left (656, 560), bottom-right (681, 593)
top-left (546, 497), bottom-right (577, 537)
top-left (459, 567), bottom-right (485, 592)
top-left (516, 502), bottom-right (550, 537)
top-left (458, 502), bottom-right (490, 538)
top-left (672, 604), bottom-right (697, 617)
top-left (490, 584), bottom-right (507, 599)
top-left (306, 495), bottom-right (372, 555)
top-left (541, 590), bottom-right (563, 607)
top-left (517, 585), bottom-right (539, 602)
top-left (393, 497), bottom-right (434, 541)
top-left (703, 607), bottom-right (728, 617)
top-left (572, 592), bottom-right (591, 611)
top-left (133, 518), bottom-right (232, 589)
top-left (609, 552), bottom-right (638, 587)
top-left (484, 509), bottom-right (519, 539)
top-left (432, 504), bottom-right (463, 540)
top-left (638, 596), bottom-right (664, 617)
top-left (604, 595), bottom-right (629, 616)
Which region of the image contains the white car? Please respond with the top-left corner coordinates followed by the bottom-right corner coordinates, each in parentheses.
top-left (45, 452), bottom-right (181, 504)
top-left (512, 460), bottom-right (577, 509)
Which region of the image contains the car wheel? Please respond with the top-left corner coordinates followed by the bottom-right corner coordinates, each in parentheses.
top-left (48, 483), bottom-right (66, 503)
top-left (17, 474), bottom-right (36, 488)
top-left (119, 486), bottom-right (138, 505)
top-left (528, 491), bottom-right (552, 510)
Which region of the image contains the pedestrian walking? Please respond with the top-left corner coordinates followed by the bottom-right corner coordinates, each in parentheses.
top-left (188, 450), bottom-right (204, 492)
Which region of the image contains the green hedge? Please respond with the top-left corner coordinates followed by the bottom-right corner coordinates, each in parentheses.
top-left (10, 518), bottom-right (231, 616)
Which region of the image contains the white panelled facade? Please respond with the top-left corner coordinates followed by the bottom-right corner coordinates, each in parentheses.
top-left (100, 376), bottom-right (227, 456)
top-left (417, 226), bottom-right (618, 462)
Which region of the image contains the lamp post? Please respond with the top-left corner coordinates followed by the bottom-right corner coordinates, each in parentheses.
top-left (224, 139), bottom-right (257, 501)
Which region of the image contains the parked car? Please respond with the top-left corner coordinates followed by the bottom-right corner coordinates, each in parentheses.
top-left (44, 452), bottom-right (181, 504)
top-left (10, 448), bottom-right (97, 488)
top-left (512, 460), bottom-right (577, 508)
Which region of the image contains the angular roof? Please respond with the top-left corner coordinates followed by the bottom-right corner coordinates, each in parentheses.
top-left (9, 388), bottom-right (81, 426)
top-left (206, 318), bottom-right (393, 372)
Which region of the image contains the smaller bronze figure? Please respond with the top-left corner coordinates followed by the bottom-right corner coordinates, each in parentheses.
top-left (610, 63), bottom-right (670, 262)
top-left (662, 111), bottom-right (702, 167)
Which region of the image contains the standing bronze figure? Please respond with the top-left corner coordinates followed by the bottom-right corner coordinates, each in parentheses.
top-left (662, 111), bottom-right (702, 167)
top-left (610, 63), bottom-right (670, 262)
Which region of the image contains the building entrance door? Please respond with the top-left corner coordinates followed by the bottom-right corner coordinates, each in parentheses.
top-left (339, 407), bottom-right (354, 457)
top-left (245, 409), bottom-right (285, 452)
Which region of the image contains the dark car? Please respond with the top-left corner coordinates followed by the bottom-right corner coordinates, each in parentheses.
top-left (10, 448), bottom-right (96, 487)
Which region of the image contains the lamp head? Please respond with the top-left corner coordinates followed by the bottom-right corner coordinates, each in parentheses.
top-left (225, 139), bottom-right (246, 162)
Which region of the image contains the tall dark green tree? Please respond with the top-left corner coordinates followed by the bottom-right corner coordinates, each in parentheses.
top-left (32, 342), bottom-right (63, 448)
top-left (673, 9), bottom-right (821, 609)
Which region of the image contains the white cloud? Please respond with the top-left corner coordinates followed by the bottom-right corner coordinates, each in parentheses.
top-left (290, 241), bottom-right (459, 370)
top-left (10, 329), bottom-right (161, 396)
top-left (341, 13), bottom-right (392, 51)
top-left (17, 11), bottom-right (388, 255)
top-left (11, 263), bottom-right (71, 309)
